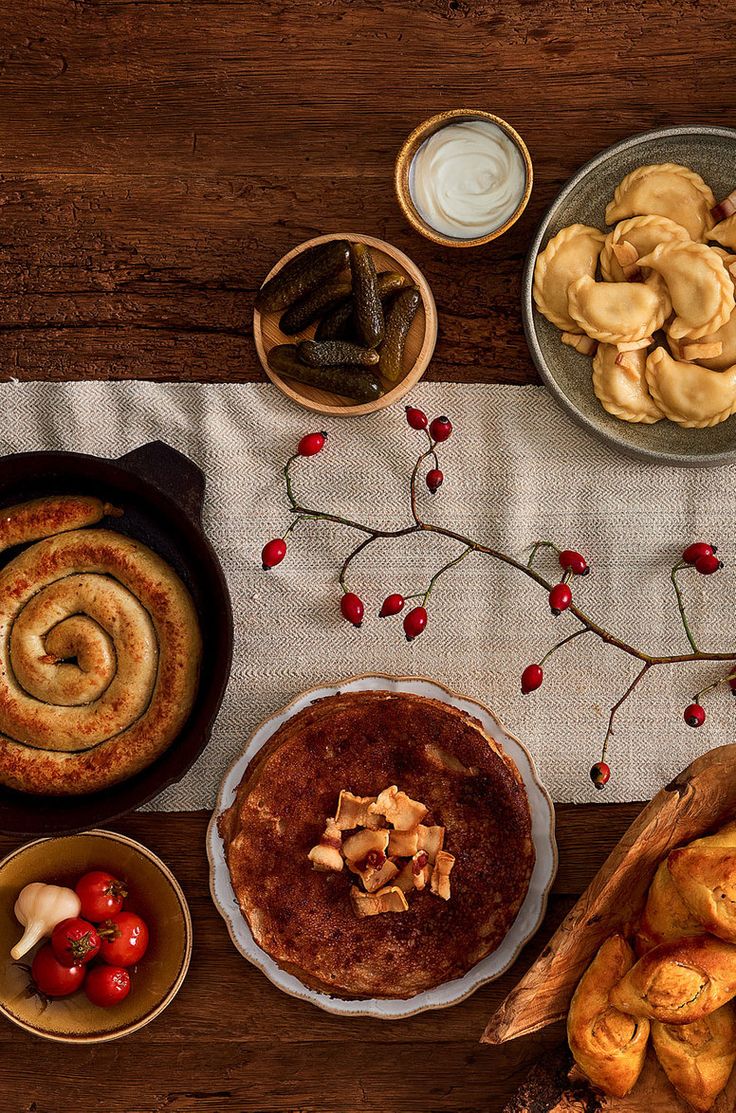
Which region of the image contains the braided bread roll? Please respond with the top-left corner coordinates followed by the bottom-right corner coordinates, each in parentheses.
top-left (651, 1004), bottom-right (736, 1112)
top-left (611, 936), bottom-right (736, 1026)
top-left (668, 824), bottom-right (736, 944)
top-left (0, 497), bottom-right (201, 795)
top-left (637, 859), bottom-right (703, 955)
top-left (567, 934), bottom-right (650, 1097)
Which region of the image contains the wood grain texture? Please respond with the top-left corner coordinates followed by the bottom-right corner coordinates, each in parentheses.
top-left (2, 0), bottom-right (735, 386)
top-left (0, 804), bottom-right (642, 1113)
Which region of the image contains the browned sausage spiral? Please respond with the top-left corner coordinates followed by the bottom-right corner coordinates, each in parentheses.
top-left (0, 497), bottom-right (202, 795)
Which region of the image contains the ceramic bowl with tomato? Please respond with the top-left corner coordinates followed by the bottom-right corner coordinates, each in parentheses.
top-left (0, 830), bottom-right (192, 1043)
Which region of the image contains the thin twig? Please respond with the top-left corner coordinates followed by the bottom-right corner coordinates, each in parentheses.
top-left (670, 563), bottom-right (700, 653)
top-left (600, 663), bottom-right (652, 763)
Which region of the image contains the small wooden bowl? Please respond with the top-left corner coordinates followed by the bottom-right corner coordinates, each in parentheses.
top-left (394, 109), bottom-right (533, 248)
top-left (0, 830), bottom-right (192, 1043)
top-left (253, 232), bottom-right (437, 417)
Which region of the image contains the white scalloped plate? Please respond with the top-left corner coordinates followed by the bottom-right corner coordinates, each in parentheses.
top-left (206, 674), bottom-right (557, 1019)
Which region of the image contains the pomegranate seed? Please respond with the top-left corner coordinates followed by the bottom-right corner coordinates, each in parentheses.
top-left (412, 851), bottom-right (429, 874)
top-left (340, 593), bottom-right (364, 628)
top-left (261, 538), bottom-right (286, 570)
top-left (426, 468), bottom-right (444, 494)
top-left (684, 702), bottom-right (706, 728)
top-left (559, 549), bottom-right (589, 576)
top-left (403, 606), bottom-right (428, 642)
top-left (379, 593), bottom-right (405, 618)
top-left (429, 415), bottom-right (453, 443)
top-left (695, 553), bottom-right (722, 575)
top-left (297, 431), bottom-right (327, 457)
top-left (363, 850), bottom-right (385, 870)
top-left (405, 406), bottom-right (428, 431)
top-left (590, 762), bottom-right (611, 790)
top-left (683, 541), bottom-right (714, 564)
top-left (521, 664), bottom-right (544, 694)
top-left (549, 582), bottom-right (572, 616)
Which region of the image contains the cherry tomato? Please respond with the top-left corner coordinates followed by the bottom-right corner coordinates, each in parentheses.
top-left (99, 911), bottom-right (149, 967)
top-left (51, 917), bottom-right (101, 967)
top-left (31, 944), bottom-right (85, 998)
top-left (75, 870), bottom-right (127, 922)
top-left (85, 964), bottom-right (131, 1008)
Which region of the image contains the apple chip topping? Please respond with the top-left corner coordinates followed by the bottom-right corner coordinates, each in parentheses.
top-left (307, 817), bottom-right (344, 872)
top-left (308, 784), bottom-right (456, 915)
top-left (351, 885), bottom-right (409, 918)
top-left (431, 850), bottom-right (456, 901)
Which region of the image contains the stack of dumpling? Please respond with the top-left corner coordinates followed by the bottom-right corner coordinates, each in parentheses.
top-left (534, 163), bottom-right (736, 429)
top-left (567, 820), bottom-right (736, 1110)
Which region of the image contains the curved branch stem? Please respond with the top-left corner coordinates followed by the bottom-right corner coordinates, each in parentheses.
top-left (670, 563), bottom-right (700, 653)
top-left (600, 663), bottom-right (652, 763)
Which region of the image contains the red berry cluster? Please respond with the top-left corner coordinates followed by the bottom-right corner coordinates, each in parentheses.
top-left (262, 414), bottom-right (736, 794)
top-left (374, 408), bottom-right (453, 640)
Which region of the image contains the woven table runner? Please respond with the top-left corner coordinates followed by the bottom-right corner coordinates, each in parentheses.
top-left (2, 378), bottom-right (734, 807)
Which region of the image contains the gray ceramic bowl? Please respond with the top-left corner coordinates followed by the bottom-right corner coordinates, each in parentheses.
top-left (522, 125), bottom-right (736, 467)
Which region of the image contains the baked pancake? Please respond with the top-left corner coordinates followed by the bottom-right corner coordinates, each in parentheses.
top-left (219, 690), bottom-right (535, 999)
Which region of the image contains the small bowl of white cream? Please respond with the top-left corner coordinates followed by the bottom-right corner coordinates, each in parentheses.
top-left (395, 109), bottom-right (533, 248)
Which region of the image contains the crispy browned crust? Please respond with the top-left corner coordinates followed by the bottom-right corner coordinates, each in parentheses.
top-left (0, 528), bottom-right (201, 795)
top-left (219, 690), bottom-right (535, 999)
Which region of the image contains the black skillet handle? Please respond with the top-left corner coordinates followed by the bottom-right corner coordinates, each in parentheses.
top-left (116, 441), bottom-right (205, 523)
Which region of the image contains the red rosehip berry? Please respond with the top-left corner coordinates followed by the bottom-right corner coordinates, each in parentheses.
top-left (405, 406), bottom-right (428, 431)
top-left (549, 582), bottom-right (572, 616)
top-left (340, 593), bottom-right (364, 628)
top-left (403, 606), bottom-right (427, 642)
top-left (590, 762), bottom-right (611, 790)
top-left (297, 431), bottom-right (327, 457)
top-left (379, 593), bottom-right (405, 618)
top-left (261, 538), bottom-right (286, 570)
top-left (684, 702), bottom-right (706, 728)
top-left (682, 541), bottom-right (715, 565)
top-left (521, 664), bottom-right (544, 694)
top-left (559, 549), bottom-right (589, 576)
top-left (426, 468), bottom-right (444, 494)
top-left (429, 415), bottom-right (453, 443)
top-left (695, 553), bottom-right (723, 575)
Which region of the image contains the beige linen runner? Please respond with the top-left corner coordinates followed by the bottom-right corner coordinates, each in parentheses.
top-left (1, 379), bottom-right (733, 807)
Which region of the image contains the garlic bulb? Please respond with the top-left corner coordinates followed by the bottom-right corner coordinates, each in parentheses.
top-left (11, 882), bottom-right (81, 960)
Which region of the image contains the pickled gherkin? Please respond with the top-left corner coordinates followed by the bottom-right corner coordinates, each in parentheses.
top-left (255, 240), bottom-right (350, 314)
top-left (298, 339), bottom-right (379, 368)
top-left (378, 286), bottom-right (421, 382)
top-left (268, 345), bottom-right (382, 403)
top-left (279, 276), bottom-right (352, 335)
top-left (315, 271), bottom-right (409, 342)
top-left (349, 243), bottom-right (384, 347)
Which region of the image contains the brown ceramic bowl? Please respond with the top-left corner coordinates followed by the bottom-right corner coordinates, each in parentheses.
top-left (394, 109), bottom-right (533, 248)
top-left (0, 830), bottom-right (192, 1043)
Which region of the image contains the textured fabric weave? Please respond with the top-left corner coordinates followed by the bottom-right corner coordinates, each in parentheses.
top-left (1, 379), bottom-right (734, 808)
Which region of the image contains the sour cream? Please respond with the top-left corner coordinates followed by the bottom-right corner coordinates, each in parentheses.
top-left (409, 119), bottom-right (526, 240)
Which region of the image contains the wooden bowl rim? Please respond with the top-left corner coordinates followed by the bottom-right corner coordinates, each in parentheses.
top-left (253, 232), bottom-right (437, 417)
top-left (394, 108), bottom-right (534, 248)
top-left (0, 829), bottom-right (193, 1044)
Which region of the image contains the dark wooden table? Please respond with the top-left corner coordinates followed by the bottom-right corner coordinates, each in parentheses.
top-left (1, 1), bottom-right (734, 1110)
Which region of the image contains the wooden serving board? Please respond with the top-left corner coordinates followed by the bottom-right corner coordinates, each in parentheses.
top-left (253, 232), bottom-right (437, 417)
top-left (488, 743), bottom-right (736, 1112)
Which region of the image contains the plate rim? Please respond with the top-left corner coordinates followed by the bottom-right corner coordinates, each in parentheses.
top-left (206, 672), bottom-right (557, 1019)
top-left (522, 124), bottom-right (736, 468)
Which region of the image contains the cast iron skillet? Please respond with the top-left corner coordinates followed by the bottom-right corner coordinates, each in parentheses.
top-left (0, 441), bottom-right (233, 836)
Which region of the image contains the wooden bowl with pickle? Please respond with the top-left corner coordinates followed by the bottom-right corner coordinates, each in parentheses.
top-left (253, 232), bottom-right (437, 416)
